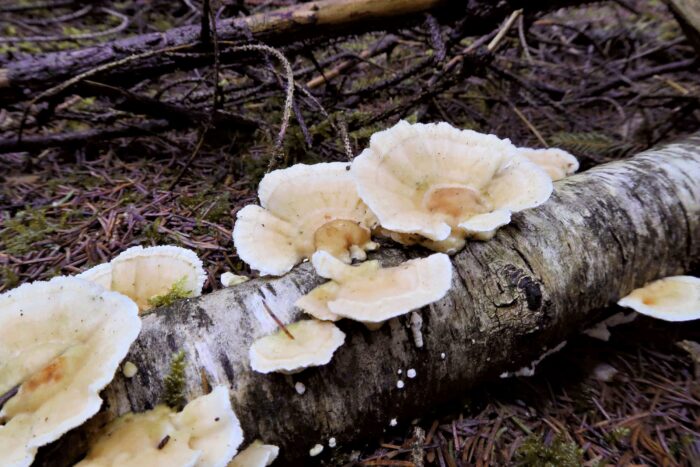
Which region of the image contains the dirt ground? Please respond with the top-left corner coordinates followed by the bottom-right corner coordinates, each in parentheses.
top-left (1, 0), bottom-right (699, 465)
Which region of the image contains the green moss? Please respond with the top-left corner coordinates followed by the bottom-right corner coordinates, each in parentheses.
top-left (516, 433), bottom-right (583, 467)
top-left (162, 350), bottom-right (187, 410)
top-left (1, 208), bottom-right (55, 255)
top-left (0, 267), bottom-right (20, 290)
top-left (605, 426), bottom-right (630, 446)
top-left (147, 276), bottom-right (192, 308)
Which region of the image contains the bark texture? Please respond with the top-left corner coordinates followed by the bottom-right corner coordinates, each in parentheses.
top-left (39, 134), bottom-right (700, 466)
top-left (0, 0), bottom-right (588, 103)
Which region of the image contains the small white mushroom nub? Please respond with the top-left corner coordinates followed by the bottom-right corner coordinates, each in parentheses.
top-left (229, 440), bottom-right (280, 467)
top-left (351, 121), bottom-right (553, 252)
top-left (618, 276), bottom-right (700, 321)
top-left (517, 147), bottom-right (579, 181)
top-left (76, 386), bottom-right (243, 467)
top-left (0, 277), bottom-right (141, 467)
top-left (296, 251), bottom-right (452, 325)
top-left (79, 245), bottom-right (206, 312)
top-left (249, 320), bottom-right (346, 374)
top-left (233, 162), bottom-right (378, 276)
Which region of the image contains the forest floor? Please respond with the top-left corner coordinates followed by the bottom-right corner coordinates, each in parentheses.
top-left (1, 0), bottom-right (700, 465)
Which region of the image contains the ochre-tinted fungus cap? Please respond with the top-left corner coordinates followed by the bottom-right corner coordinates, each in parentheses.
top-left (79, 245), bottom-right (206, 312)
top-left (229, 440), bottom-right (280, 467)
top-left (0, 277), bottom-right (141, 467)
top-left (249, 320), bottom-right (346, 374)
top-left (77, 386), bottom-right (243, 467)
top-left (351, 121), bottom-right (552, 251)
top-left (233, 162), bottom-right (378, 276)
top-left (297, 251), bottom-right (452, 325)
top-left (517, 147), bottom-right (580, 181)
top-left (618, 276), bottom-right (700, 321)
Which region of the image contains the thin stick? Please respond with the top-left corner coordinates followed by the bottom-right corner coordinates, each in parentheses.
top-left (511, 105), bottom-right (548, 147)
top-left (0, 384), bottom-right (19, 410)
top-left (487, 9), bottom-right (522, 52)
top-left (262, 301), bottom-right (295, 339)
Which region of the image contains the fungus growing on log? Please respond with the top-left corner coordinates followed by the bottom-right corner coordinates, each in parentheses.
top-left (229, 440), bottom-right (279, 467)
top-left (233, 162), bottom-right (378, 276)
top-left (78, 245), bottom-right (206, 312)
top-left (0, 277), bottom-right (141, 467)
top-left (249, 320), bottom-right (346, 374)
top-left (76, 386), bottom-right (242, 467)
top-left (351, 121), bottom-right (553, 253)
top-left (296, 251), bottom-right (452, 326)
top-left (617, 276), bottom-right (700, 321)
top-left (517, 147), bottom-right (580, 181)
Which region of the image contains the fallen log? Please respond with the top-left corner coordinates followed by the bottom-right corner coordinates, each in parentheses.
top-left (0, 0), bottom-right (588, 104)
top-left (38, 133), bottom-right (700, 466)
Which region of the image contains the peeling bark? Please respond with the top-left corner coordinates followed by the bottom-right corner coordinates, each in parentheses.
top-left (38, 134), bottom-right (700, 466)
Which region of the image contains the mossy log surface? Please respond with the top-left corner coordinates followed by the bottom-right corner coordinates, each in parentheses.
top-left (39, 134), bottom-right (700, 466)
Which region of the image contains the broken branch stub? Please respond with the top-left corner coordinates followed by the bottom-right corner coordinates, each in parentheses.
top-left (38, 133), bottom-right (700, 466)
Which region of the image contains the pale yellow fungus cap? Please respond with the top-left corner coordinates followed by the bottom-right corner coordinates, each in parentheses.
top-left (79, 245), bottom-right (206, 312)
top-left (228, 440), bottom-right (279, 467)
top-left (517, 147), bottom-right (580, 181)
top-left (351, 121), bottom-right (552, 251)
top-left (297, 251), bottom-right (452, 325)
top-left (0, 277), bottom-right (141, 467)
top-left (77, 386), bottom-right (243, 467)
top-left (220, 272), bottom-right (249, 287)
top-left (249, 320), bottom-right (346, 374)
top-left (618, 276), bottom-right (700, 321)
top-left (233, 162), bottom-right (378, 276)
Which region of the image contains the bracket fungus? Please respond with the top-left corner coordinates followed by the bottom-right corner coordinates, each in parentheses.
top-left (229, 440), bottom-right (279, 467)
top-left (77, 385), bottom-right (243, 467)
top-left (249, 319), bottom-right (346, 374)
top-left (517, 147), bottom-right (580, 181)
top-left (296, 251), bottom-right (452, 326)
top-left (0, 277), bottom-right (141, 467)
top-left (232, 162), bottom-right (378, 276)
top-left (351, 121), bottom-right (553, 252)
top-left (617, 276), bottom-right (700, 321)
top-left (78, 245), bottom-right (206, 312)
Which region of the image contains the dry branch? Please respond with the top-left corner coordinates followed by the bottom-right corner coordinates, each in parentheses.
top-left (0, 0), bottom-right (591, 103)
top-left (38, 133), bottom-right (700, 466)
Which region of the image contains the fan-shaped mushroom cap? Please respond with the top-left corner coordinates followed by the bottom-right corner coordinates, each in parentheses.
top-left (77, 386), bottom-right (243, 467)
top-left (618, 276), bottom-right (700, 321)
top-left (233, 162), bottom-right (378, 276)
top-left (351, 121), bottom-right (552, 250)
top-left (297, 251), bottom-right (452, 325)
top-left (79, 245), bottom-right (206, 312)
top-left (517, 147), bottom-right (579, 181)
top-left (249, 320), bottom-right (346, 374)
top-left (0, 277), bottom-right (141, 467)
top-left (229, 440), bottom-right (279, 467)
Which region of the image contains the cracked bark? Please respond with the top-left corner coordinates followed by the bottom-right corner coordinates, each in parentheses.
top-left (38, 134), bottom-right (700, 466)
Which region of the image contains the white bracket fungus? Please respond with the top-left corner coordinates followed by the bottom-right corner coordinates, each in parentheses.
top-left (351, 121), bottom-right (553, 253)
top-left (77, 386), bottom-right (243, 467)
top-left (617, 276), bottom-right (700, 321)
top-left (232, 162), bottom-right (378, 276)
top-left (229, 440), bottom-right (279, 467)
top-left (296, 251), bottom-right (452, 326)
top-left (517, 147), bottom-right (580, 181)
top-left (0, 277), bottom-right (141, 467)
top-left (582, 311), bottom-right (637, 341)
top-left (78, 245), bottom-right (206, 312)
top-left (249, 320), bottom-right (346, 374)
top-left (220, 272), bottom-right (249, 288)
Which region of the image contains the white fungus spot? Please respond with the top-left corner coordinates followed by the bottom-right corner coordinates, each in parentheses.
top-left (396, 380), bottom-right (405, 389)
top-left (328, 437), bottom-right (337, 448)
top-left (440, 352), bottom-right (446, 360)
top-left (122, 361), bottom-right (138, 378)
top-left (389, 418), bottom-right (397, 427)
top-left (397, 369), bottom-right (403, 375)
top-left (309, 444), bottom-right (324, 457)
top-left (407, 369), bottom-right (416, 379)
top-left (295, 382), bottom-right (306, 395)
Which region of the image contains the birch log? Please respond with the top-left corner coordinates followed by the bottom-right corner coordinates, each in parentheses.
top-left (39, 134), bottom-right (700, 466)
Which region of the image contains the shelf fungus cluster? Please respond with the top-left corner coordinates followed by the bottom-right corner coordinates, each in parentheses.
top-left (235, 121), bottom-right (575, 377)
top-left (78, 245), bottom-right (207, 313)
top-left (77, 386), bottom-right (243, 467)
top-left (617, 276), bottom-right (700, 321)
top-left (0, 277), bottom-right (141, 467)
